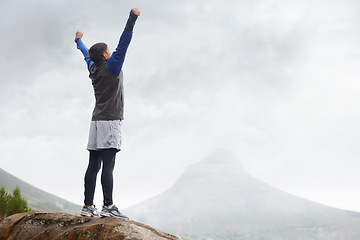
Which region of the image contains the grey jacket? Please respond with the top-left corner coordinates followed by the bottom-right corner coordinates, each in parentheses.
top-left (89, 60), bottom-right (124, 121)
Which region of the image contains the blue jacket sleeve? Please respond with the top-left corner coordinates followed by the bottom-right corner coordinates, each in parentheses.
top-left (107, 29), bottom-right (133, 76)
top-left (76, 39), bottom-right (94, 72)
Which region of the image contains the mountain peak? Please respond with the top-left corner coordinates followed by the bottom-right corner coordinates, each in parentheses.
top-left (170, 149), bottom-right (249, 192)
top-left (125, 150), bottom-right (360, 239)
top-left (183, 148), bottom-right (249, 177)
top-left (198, 148), bottom-right (243, 165)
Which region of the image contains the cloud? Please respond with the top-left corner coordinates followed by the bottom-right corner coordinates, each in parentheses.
top-left (1, 0), bottom-right (360, 210)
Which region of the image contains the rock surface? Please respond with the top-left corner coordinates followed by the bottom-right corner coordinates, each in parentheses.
top-left (0, 211), bottom-right (178, 240)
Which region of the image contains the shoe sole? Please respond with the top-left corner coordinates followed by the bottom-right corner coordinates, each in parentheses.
top-left (101, 212), bottom-right (128, 219)
top-left (100, 212), bottom-right (111, 217)
top-left (81, 212), bottom-right (100, 217)
top-left (80, 212), bottom-right (91, 217)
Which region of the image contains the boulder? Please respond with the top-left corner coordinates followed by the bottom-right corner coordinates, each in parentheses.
top-left (0, 211), bottom-right (178, 240)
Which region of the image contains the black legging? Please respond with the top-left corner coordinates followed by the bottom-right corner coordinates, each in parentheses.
top-left (84, 149), bottom-right (118, 206)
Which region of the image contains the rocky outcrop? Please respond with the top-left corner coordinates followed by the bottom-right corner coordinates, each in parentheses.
top-left (0, 211), bottom-right (178, 240)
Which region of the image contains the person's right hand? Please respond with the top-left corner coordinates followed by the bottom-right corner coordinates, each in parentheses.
top-left (76, 31), bottom-right (84, 39)
top-left (132, 8), bottom-right (140, 16)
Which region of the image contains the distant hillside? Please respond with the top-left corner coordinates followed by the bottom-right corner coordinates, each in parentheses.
top-left (125, 149), bottom-right (360, 240)
top-left (0, 168), bottom-right (81, 213)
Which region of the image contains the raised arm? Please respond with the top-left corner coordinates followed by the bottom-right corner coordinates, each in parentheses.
top-left (75, 32), bottom-right (94, 72)
top-left (107, 8), bottom-right (140, 76)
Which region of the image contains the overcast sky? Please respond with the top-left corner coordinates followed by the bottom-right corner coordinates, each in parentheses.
top-left (1, 0), bottom-right (360, 212)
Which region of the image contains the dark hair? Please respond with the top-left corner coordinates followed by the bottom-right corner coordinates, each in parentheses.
top-left (88, 42), bottom-right (108, 63)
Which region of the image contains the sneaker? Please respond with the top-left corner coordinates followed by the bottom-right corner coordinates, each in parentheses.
top-left (101, 205), bottom-right (129, 219)
top-left (80, 205), bottom-right (100, 217)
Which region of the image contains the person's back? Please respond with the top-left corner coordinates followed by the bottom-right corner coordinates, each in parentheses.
top-left (90, 60), bottom-right (124, 121)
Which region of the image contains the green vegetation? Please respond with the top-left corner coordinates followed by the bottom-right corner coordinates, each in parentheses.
top-left (0, 168), bottom-right (81, 213)
top-left (0, 186), bottom-right (31, 218)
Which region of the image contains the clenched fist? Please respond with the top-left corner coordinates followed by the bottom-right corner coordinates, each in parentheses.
top-left (76, 31), bottom-right (84, 39)
top-left (131, 8), bottom-right (140, 16)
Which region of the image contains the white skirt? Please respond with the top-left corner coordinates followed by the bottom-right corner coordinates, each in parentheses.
top-left (87, 120), bottom-right (122, 151)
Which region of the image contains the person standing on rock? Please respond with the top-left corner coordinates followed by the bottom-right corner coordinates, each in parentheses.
top-left (74, 8), bottom-right (140, 218)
